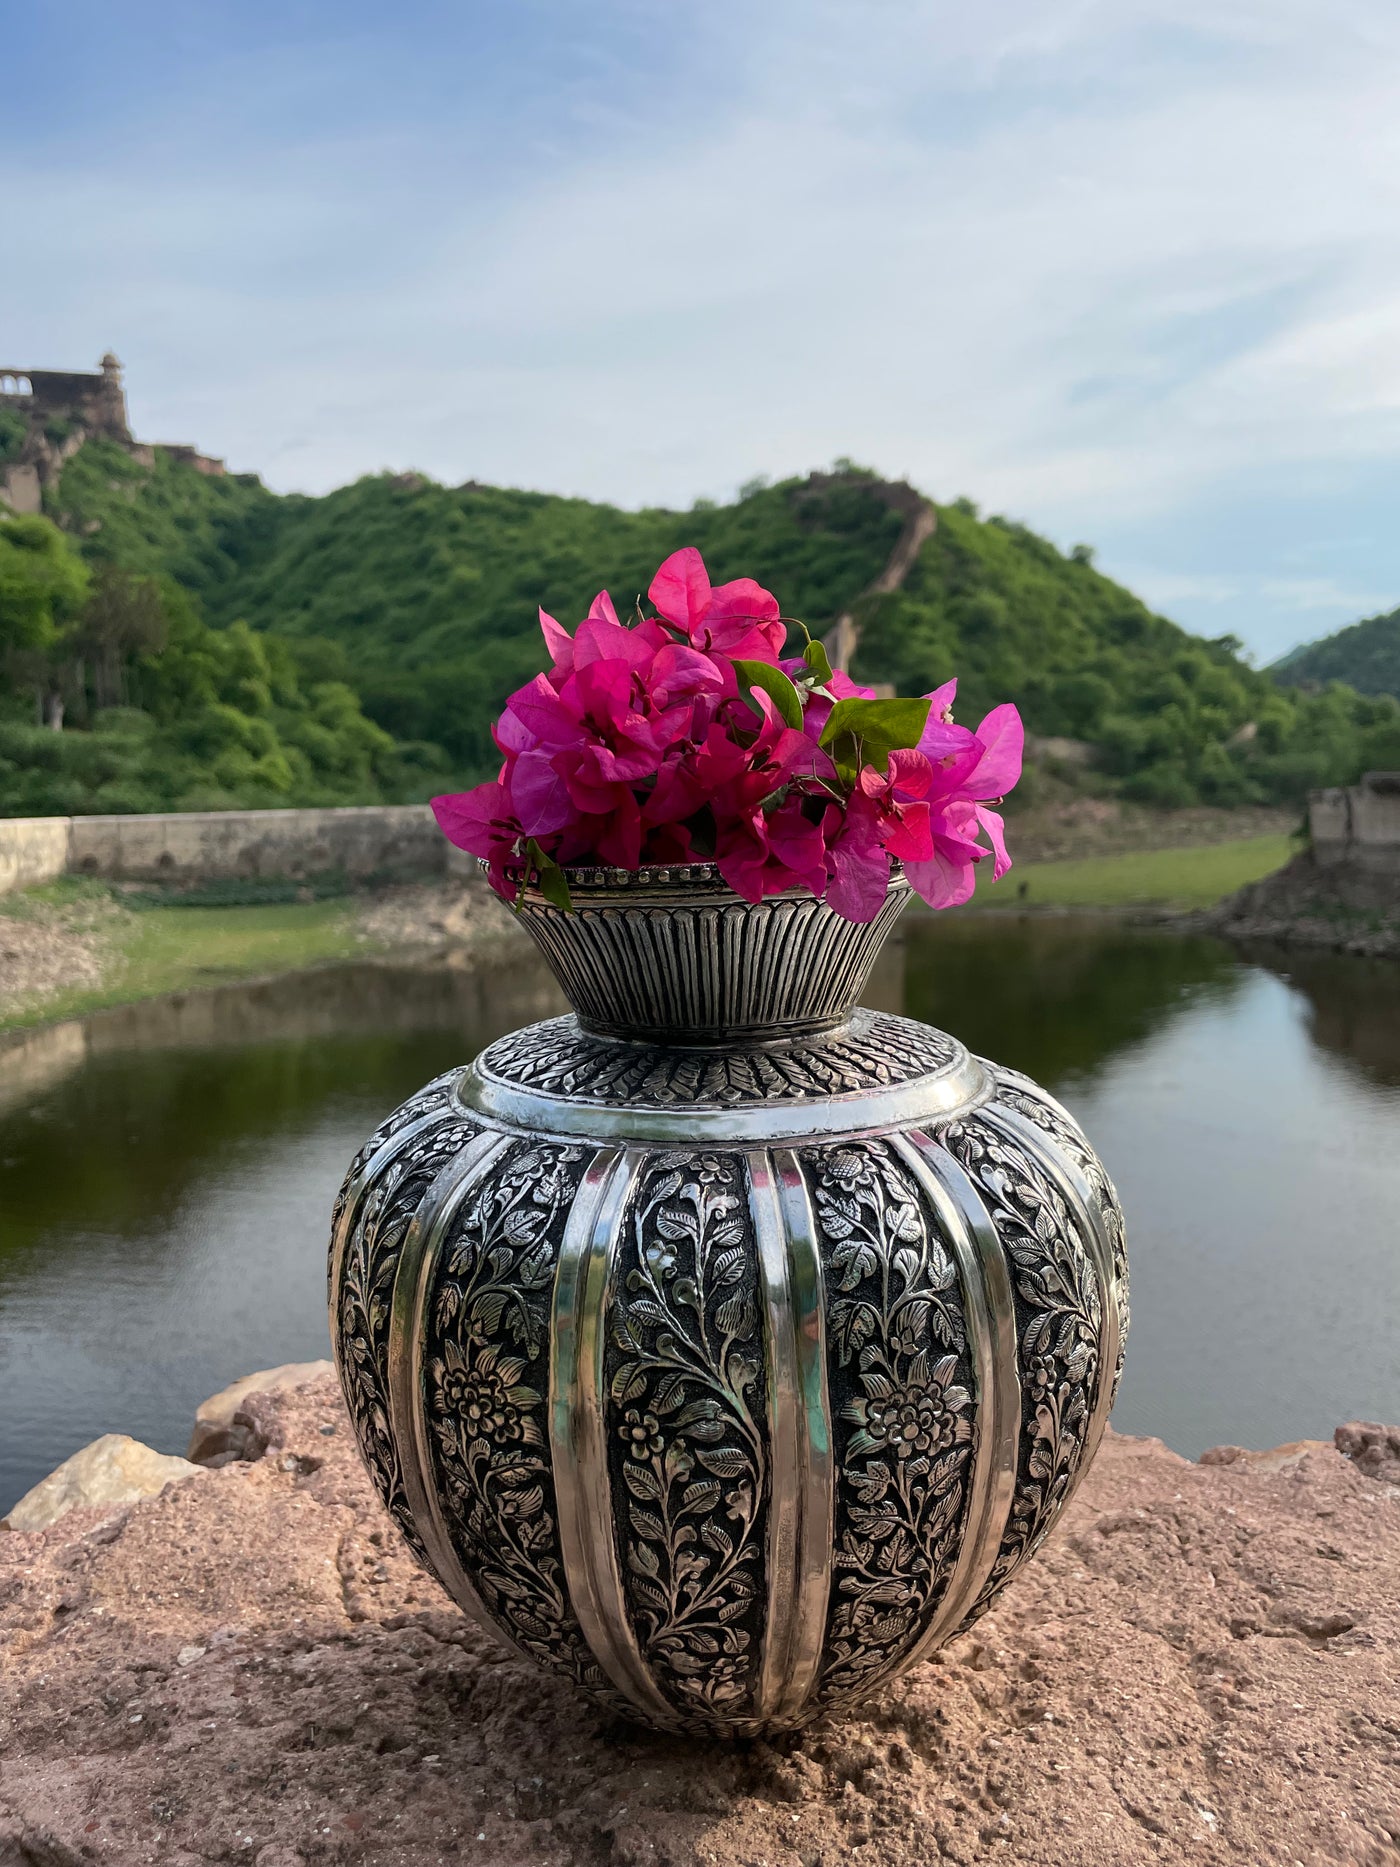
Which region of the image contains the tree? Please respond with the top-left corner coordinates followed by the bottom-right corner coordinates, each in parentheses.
top-left (0, 515), bottom-right (90, 727)
top-left (72, 565), bottom-right (170, 712)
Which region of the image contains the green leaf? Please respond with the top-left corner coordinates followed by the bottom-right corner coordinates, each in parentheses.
top-left (819, 695), bottom-right (930, 754)
top-left (804, 637), bottom-right (834, 685)
top-left (818, 695), bottom-right (931, 778)
top-left (733, 658), bottom-right (804, 730)
top-left (525, 838), bottom-right (573, 912)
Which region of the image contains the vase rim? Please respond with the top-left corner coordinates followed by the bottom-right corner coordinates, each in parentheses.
top-left (488, 857), bottom-right (911, 908)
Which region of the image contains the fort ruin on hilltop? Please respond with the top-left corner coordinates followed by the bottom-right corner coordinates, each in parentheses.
top-left (0, 354), bottom-right (225, 515)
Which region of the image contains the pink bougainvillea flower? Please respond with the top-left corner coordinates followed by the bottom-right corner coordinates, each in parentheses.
top-left (432, 549), bottom-right (1021, 925)
top-left (701, 690), bottom-right (823, 824)
top-left (823, 791), bottom-right (890, 923)
top-left (964, 703), bottom-right (1024, 798)
top-left (974, 803), bottom-right (1011, 880)
top-left (647, 643), bottom-right (733, 729)
top-left (648, 547), bottom-right (787, 661)
top-left (431, 782), bottom-right (522, 901)
top-left (765, 798), bottom-right (832, 893)
top-left (492, 703), bottom-right (535, 760)
top-left (716, 797), bottom-right (831, 904)
top-left (915, 689), bottom-right (1024, 885)
top-left (904, 799), bottom-right (989, 909)
top-left (538, 607), bottom-right (575, 682)
top-left (916, 678), bottom-right (979, 770)
top-left (955, 702), bottom-right (1023, 881)
top-left (857, 747), bottom-right (935, 862)
top-left (590, 788), bottom-right (643, 869)
top-left (825, 747), bottom-right (949, 920)
top-left (539, 589), bottom-right (632, 687)
top-left (508, 663), bottom-right (660, 778)
top-left (509, 747), bottom-right (578, 838)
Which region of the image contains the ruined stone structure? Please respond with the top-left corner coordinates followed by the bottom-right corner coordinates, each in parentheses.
top-left (816, 475), bottom-right (935, 676)
top-left (1309, 770), bottom-right (1400, 870)
top-left (0, 354), bottom-right (224, 515)
top-left (1207, 771), bottom-right (1400, 955)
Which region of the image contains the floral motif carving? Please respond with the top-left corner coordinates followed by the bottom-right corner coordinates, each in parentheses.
top-left (604, 1152), bottom-right (768, 1728)
top-left (806, 1141), bottom-right (975, 1703)
top-left (478, 1011), bottom-right (955, 1106)
top-left (334, 1110), bottom-right (478, 1559)
top-left (941, 1116), bottom-right (1102, 1615)
top-left (991, 1069), bottom-right (1130, 1402)
top-left (329, 1068), bottom-right (464, 1247)
top-left (422, 1140), bottom-right (622, 1707)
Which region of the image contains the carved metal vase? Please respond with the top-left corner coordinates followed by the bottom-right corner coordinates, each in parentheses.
top-left (329, 865), bottom-right (1128, 1735)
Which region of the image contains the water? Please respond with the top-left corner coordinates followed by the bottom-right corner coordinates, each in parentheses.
top-left (1, 919), bottom-right (1397, 1512)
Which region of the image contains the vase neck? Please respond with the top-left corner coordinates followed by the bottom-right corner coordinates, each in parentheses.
top-left (509, 866), bottom-right (910, 1046)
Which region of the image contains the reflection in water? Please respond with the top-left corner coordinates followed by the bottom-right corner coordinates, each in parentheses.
top-left (0, 961), bottom-right (565, 1248)
top-left (1239, 944), bottom-right (1400, 1091)
top-left (899, 912), bottom-right (1244, 1087)
top-left (1, 920), bottom-right (1397, 1510)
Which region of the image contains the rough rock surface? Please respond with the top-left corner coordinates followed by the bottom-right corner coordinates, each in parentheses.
top-left (355, 880), bottom-right (524, 961)
top-left (1336, 1422), bottom-right (1400, 1487)
top-left (187, 1362), bottom-right (335, 1465)
top-left (0, 891), bottom-right (114, 1019)
top-left (1199, 849), bottom-right (1400, 956)
top-left (1, 1377), bottom-right (1396, 1867)
top-left (1, 1434), bottom-right (202, 1534)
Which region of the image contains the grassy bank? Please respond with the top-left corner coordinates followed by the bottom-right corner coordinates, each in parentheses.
top-left (978, 833), bottom-right (1294, 912)
top-left (0, 880), bottom-right (366, 1034)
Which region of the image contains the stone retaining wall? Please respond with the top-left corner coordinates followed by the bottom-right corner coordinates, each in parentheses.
top-left (0, 805), bottom-right (465, 895)
top-left (0, 817), bottom-right (71, 894)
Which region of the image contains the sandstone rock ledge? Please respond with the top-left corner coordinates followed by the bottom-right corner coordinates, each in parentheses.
top-left (1, 1380), bottom-right (1396, 1867)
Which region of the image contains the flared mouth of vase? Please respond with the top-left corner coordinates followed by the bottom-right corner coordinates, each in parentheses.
top-left (494, 861), bottom-right (911, 1045)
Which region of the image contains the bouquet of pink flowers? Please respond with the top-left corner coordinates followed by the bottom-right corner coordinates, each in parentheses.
top-left (432, 547), bottom-right (1022, 924)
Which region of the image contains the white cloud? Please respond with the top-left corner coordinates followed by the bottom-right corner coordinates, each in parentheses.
top-left (5, 0), bottom-right (1400, 653)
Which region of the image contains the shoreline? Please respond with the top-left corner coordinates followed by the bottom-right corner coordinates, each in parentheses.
top-left (0, 874), bottom-right (525, 1039)
top-left (3, 823), bottom-right (1391, 1042)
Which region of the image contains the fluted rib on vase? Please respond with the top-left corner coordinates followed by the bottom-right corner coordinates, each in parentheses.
top-left (509, 862), bottom-right (911, 1042)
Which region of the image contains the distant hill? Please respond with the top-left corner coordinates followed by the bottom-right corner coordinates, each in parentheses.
top-left (28, 440), bottom-right (1400, 811)
top-left (1273, 607), bottom-right (1400, 702)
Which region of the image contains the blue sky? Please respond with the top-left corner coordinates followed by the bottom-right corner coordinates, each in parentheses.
top-left (5, 0), bottom-right (1400, 663)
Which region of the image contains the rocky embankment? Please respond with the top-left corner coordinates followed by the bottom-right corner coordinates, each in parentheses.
top-left (1, 1373), bottom-right (1397, 1867)
top-left (1199, 849), bottom-right (1400, 958)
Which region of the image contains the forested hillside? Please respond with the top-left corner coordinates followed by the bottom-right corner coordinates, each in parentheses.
top-left (1273, 606), bottom-right (1400, 705)
top-left (0, 501), bottom-right (435, 817)
top-left (0, 439), bottom-right (1394, 816)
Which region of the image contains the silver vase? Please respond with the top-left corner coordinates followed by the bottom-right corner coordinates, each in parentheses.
top-left (329, 865), bottom-right (1128, 1735)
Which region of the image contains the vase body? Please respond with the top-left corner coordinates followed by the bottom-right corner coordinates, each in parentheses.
top-left (329, 866), bottom-right (1128, 1735)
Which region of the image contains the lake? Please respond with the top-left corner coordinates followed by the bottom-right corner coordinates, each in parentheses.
top-left (2, 916), bottom-right (1397, 1513)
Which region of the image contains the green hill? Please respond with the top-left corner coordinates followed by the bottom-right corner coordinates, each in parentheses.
top-left (1273, 606), bottom-right (1400, 703)
top-left (4, 440), bottom-right (1395, 816)
top-left (0, 480), bottom-right (435, 817)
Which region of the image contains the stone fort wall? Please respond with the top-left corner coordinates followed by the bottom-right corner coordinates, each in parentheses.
top-left (2, 778), bottom-right (1392, 900)
top-left (0, 355), bottom-right (224, 515)
top-left (0, 805), bottom-right (468, 896)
